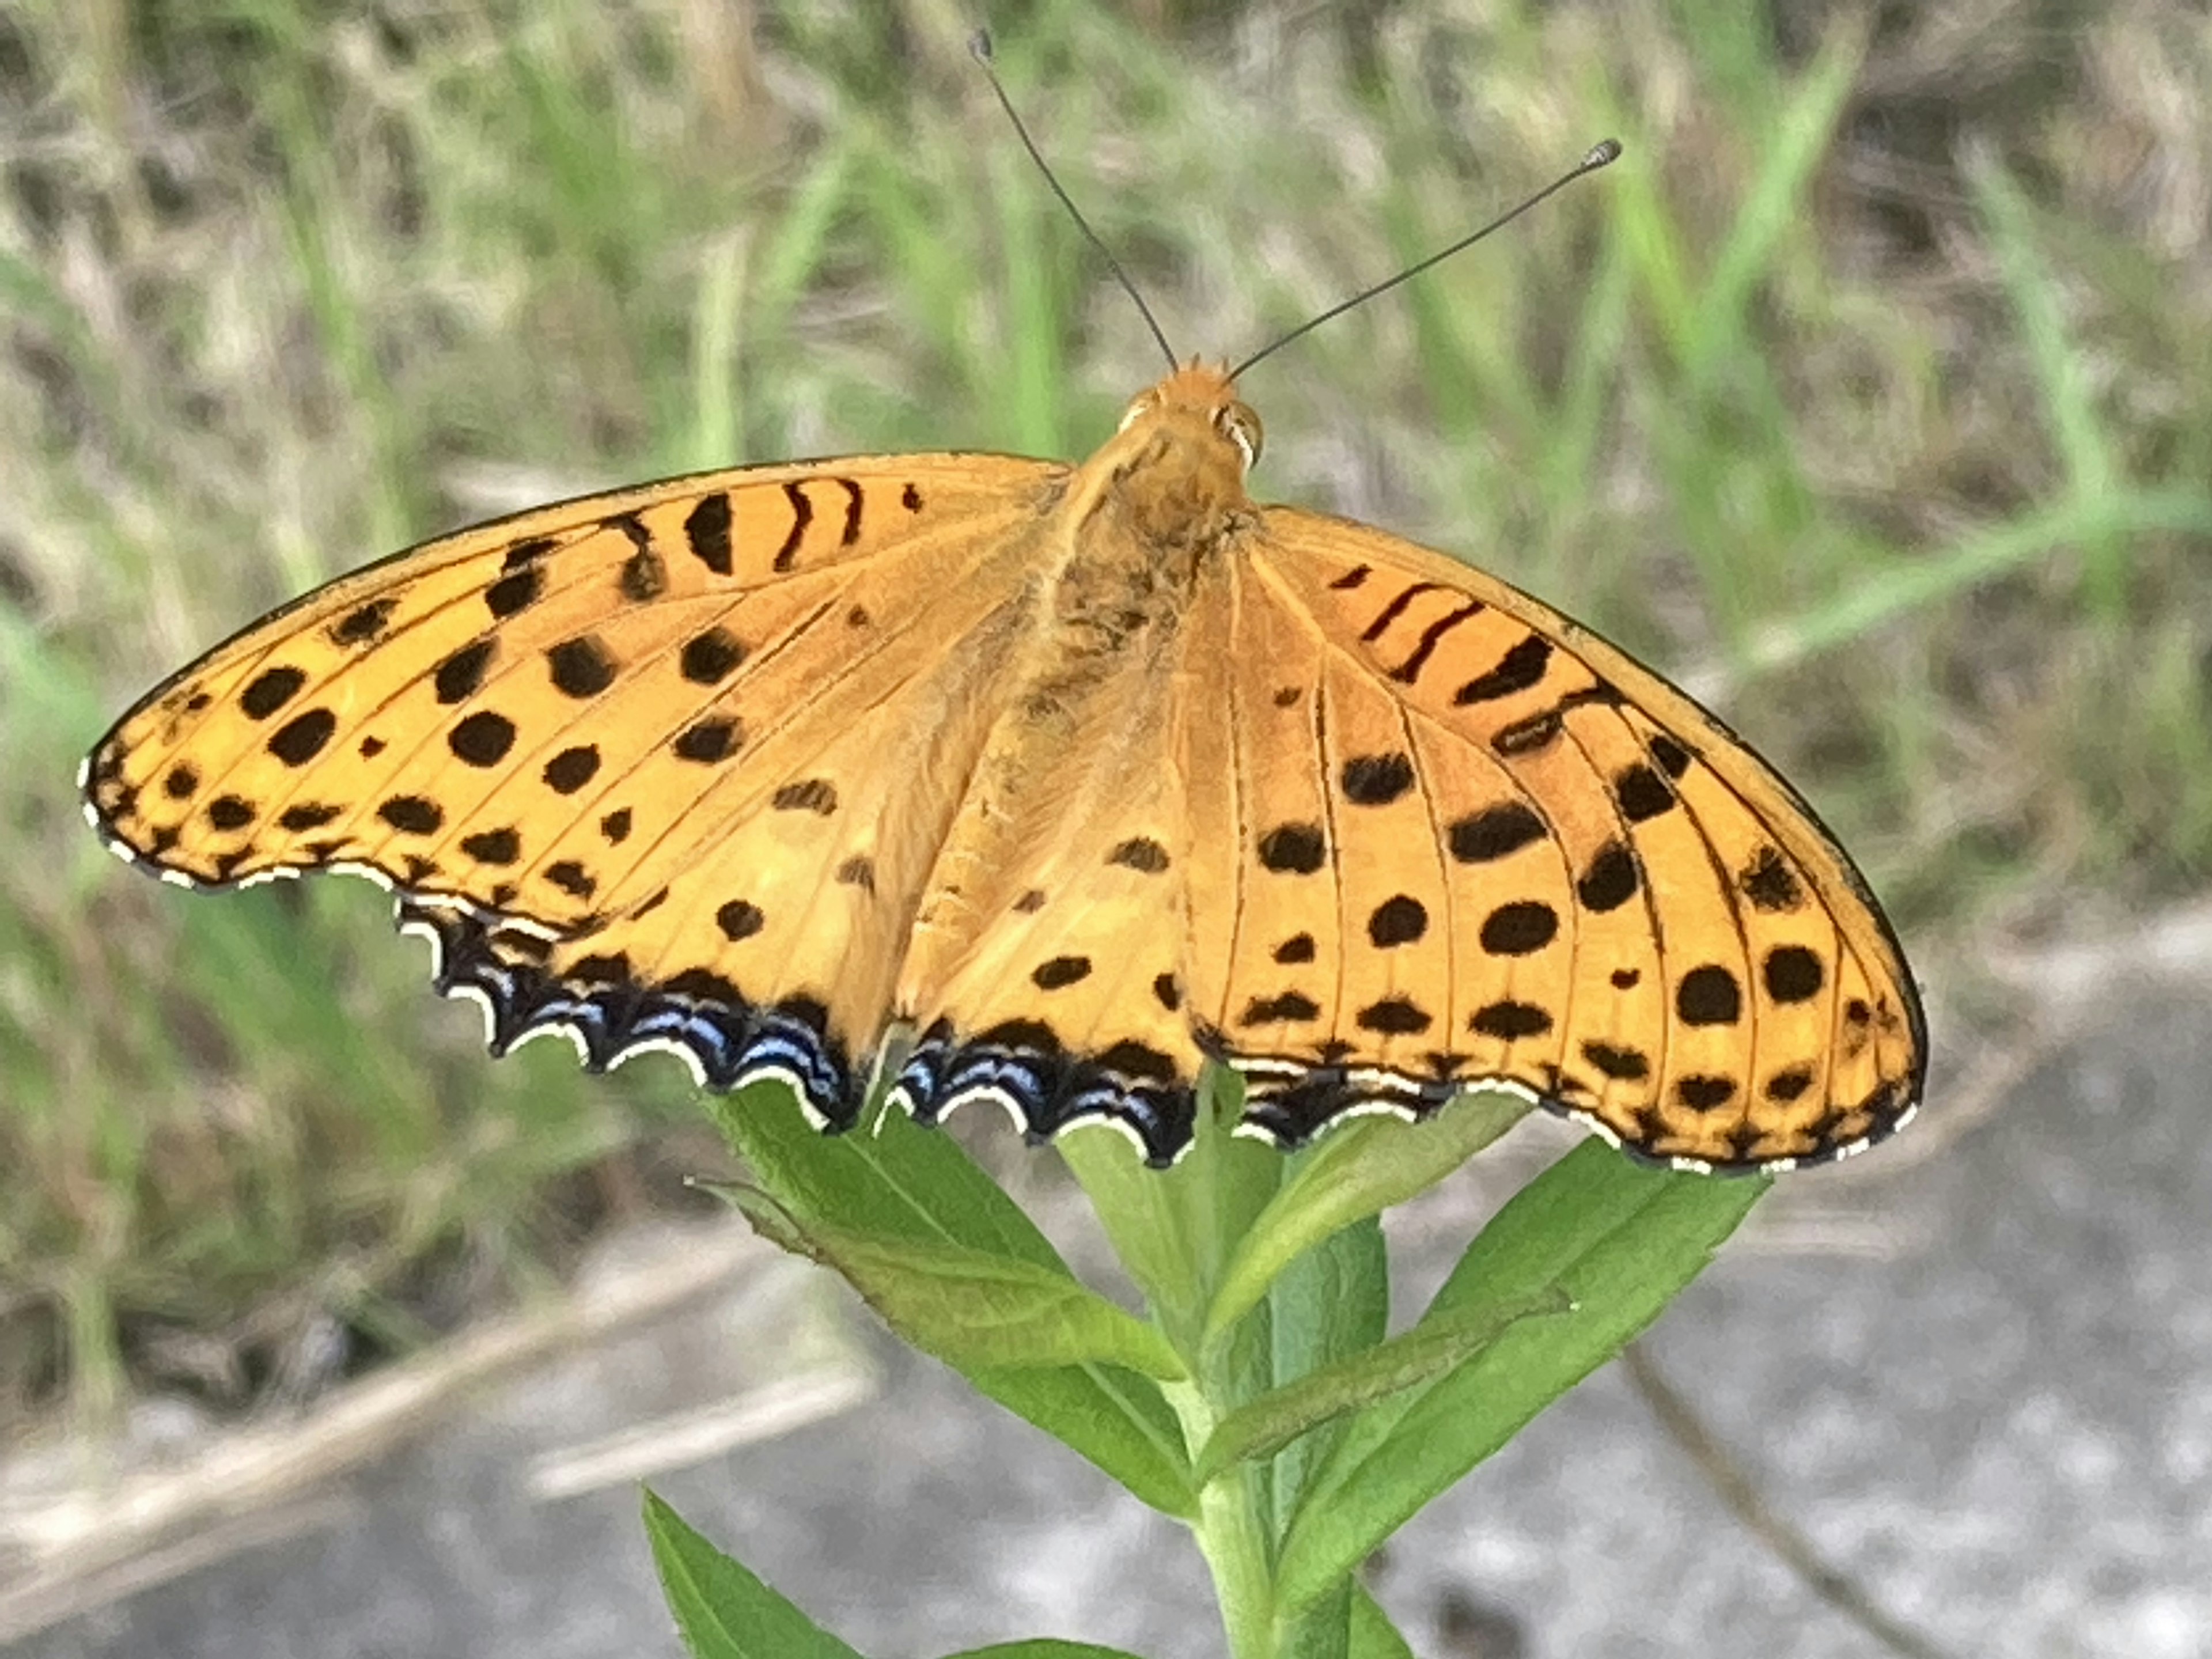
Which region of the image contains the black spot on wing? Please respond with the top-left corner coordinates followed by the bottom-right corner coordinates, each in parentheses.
top-left (673, 718), bottom-right (741, 764)
top-left (772, 778), bottom-right (837, 815)
top-left (1470, 999), bottom-right (1553, 1040)
top-left (1582, 1040), bottom-right (1650, 1082)
top-left (1676, 1075), bottom-right (1737, 1111)
top-left (1676, 965), bottom-right (1743, 1027)
top-left (1576, 841), bottom-right (1639, 912)
top-left (685, 493), bottom-right (734, 575)
top-left (1740, 846), bottom-right (1804, 912)
top-left (1454, 635), bottom-right (1552, 705)
top-left (681, 627), bottom-right (746, 684)
top-left (1356, 997), bottom-right (1432, 1036)
top-left (716, 899), bottom-right (765, 941)
top-left (1368, 895), bottom-right (1428, 948)
top-left (449, 710), bottom-right (517, 768)
top-left (1108, 836), bottom-right (1171, 873)
top-left (1479, 900), bottom-right (1558, 956)
top-left (1613, 763), bottom-right (1676, 822)
top-left (547, 636), bottom-right (618, 698)
top-left (1448, 802), bottom-right (1547, 862)
top-left (459, 827), bottom-right (521, 865)
top-left (1340, 752), bottom-right (1415, 806)
top-left (1762, 945), bottom-right (1824, 1004)
top-left (379, 796), bottom-right (443, 835)
top-left (1241, 990), bottom-right (1322, 1025)
top-left (543, 746), bottom-right (600, 794)
top-left (1257, 823), bottom-right (1327, 874)
top-left (277, 802), bottom-right (342, 832)
top-left (239, 665), bottom-right (306, 720)
top-left (330, 598), bottom-right (397, 646)
top-left (434, 639), bottom-right (497, 704)
top-left (267, 707), bottom-right (336, 766)
top-left (484, 563), bottom-right (544, 619)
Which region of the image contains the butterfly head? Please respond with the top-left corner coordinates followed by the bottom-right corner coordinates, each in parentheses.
top-left (1116, 359), bottom-right (1264, 474)
top-left (1085, 361), bottom-right (1266, 560)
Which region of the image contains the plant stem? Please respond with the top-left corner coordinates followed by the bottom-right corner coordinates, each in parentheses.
top-left (1168, 1380), bottom-right (1277, 1659)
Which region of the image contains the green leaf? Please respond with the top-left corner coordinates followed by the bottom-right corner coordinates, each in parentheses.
top-left (709, 1078), bottom-right (1066, 1271)
top-left (1261, 1215), bottom-right (1389, 1530)
top-left (1278, 1578), bottom-right (1351, 1659)
top-left (1347, 1588), bottom-right (1416, 1659)
top-left (1195, 1284), bottom-right (1566, 1484)
top-left (1059, 1067), bottom-right (1281, 1345)
top-left (643, 1491), bottom-right (865, 1659)
top-left (1204, 1089), bottom-right (1529, 1344)
top-left (719, 1185), bottom-right (1184, 1380)
top-left (942, 1644), bottom-right (1149, 1659)
top-left (968, 1363), bottom-right (1199, 1518)
top-left (713, 1090), bottom-right (1200, 1513)
top-left (1274, 1143), bottom-right (1766, 1612)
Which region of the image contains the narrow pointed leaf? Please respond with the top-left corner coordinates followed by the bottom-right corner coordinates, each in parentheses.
top-left (1263, 1213), bottom-right (1389, 1530)
top-left (969, 1363), bottom-right (1199, 1517)
top-left (1060, 1067), bottom-right (1279, 1342)
top-left (1195, 1286), bottom-right (1566, 1483)
top-left (1348, 1589), bottom-right (1416, 1659)
top-left (644, 1491), bottom-right (865, 1659)
top-left (1275, 1144), bottom-right (1766, 1612)
top-left (710, 1078), bottom-right (1069, 1272)
top-left (1205, 1090), bottom-right (1528, 1343)
top-left (722, 1186), bottom-right (1184, 1380)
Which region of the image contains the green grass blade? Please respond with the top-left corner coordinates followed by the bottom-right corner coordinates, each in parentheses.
top-left (1968, 147), bottom-right (2126, 620)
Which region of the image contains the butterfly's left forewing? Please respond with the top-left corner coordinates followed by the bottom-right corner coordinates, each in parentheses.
top-left (1183, 506), bottom-right (1925, 1172)
top-left (84, 454), bottom-right (1068, 1120)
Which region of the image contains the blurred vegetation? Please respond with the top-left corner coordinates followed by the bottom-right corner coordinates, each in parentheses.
top-left (2, 0), bottom-right (2207, 1434)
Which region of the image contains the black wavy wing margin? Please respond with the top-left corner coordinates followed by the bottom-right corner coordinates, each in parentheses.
top-left (397, 900), bottom-right (1201, 1165)
top-left (398, 901), bottom-right (1911, 1175)
top-left (398, 898), bottom-right (857, 1128)
top-left (1222, 1044), bottom-right (1918, 1175)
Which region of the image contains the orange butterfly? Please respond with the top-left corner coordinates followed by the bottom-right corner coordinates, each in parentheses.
top-left (79, 143), bottom-right (1924, 1177)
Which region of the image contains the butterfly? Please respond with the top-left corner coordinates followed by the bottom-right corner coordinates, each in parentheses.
top-left (79, 336), bottom-right (1925, 1176)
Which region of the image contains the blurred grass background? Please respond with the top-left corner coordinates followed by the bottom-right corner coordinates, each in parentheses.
top-left (3, 0), bottom-right (2208, 1439)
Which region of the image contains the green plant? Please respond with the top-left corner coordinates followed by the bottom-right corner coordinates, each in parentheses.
top-left (649, 1073), bottom-right (1763, 1658)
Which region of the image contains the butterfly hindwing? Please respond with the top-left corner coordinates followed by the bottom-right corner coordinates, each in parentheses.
top-left (1199, 506), bottom-right (1925, 1171)
top-left (887, 579), bottom-right (1206, 1164)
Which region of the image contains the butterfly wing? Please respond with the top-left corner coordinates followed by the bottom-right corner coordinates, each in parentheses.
top-left (84, 454), bottom-right (1069, 1122)
top-left (884, 616), bottom-right (1206, 1166)
top-left (1180, 506), bottom-right (1926, 1172)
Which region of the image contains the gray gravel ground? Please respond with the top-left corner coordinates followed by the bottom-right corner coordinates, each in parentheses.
top-left (13, 987), bottom-right (2209, 1659)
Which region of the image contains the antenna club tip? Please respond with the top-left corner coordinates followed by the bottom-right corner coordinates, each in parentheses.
top-left (968, 29), bottom-right (995, 63)
top-left (1584, 138), bottom-right (1623, 169)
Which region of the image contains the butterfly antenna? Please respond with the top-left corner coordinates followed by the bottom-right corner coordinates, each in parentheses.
top-left (970, 31), bottom-right (1179, 370)
top-left (1229, 139), bottom-right (1622, 380)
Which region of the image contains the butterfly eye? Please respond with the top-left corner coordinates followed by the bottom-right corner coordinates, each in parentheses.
top-left (1216, 402), bottom-right (1263, 469)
